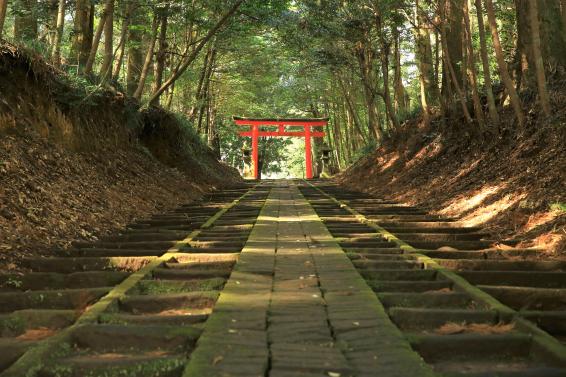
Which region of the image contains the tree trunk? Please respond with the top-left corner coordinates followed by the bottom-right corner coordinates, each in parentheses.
top-left (147, 0), bottom-right (245, 106)
top-left (197, 48), bottom-right (216, 133)
top-left (152, 8), bottom-right (169, 104)
top-left (85, 0), bottom-right (113, 75)
top-left (485, 0), bottom-right (525, 128)
top-left (112, 1), bottom-right (132, 81)
top-left (442, 0), bottom-right (465, 103)
top-left (126, 3), bottom-right (143, 95)
top-left (516, 0), bottom-right (566, 83)
top-left (393, 26), bottom-right (407, 113)
top-left (14, 0), bottom-right (38, 40)
top-left (0, 0), bottom-right (7, 39)
top-left (415, 0), bottom-right (439, 122)
top-left (134, 14), bottom-right (159, 100)
top-left (376, 14), bottom-right (399, 130)
top-left (51, 0), bottom-right (65, 67)
top-left (99, 0), bottom-right (115, 81)
top-left (475, 0), bottom-right (500, 125)
top-left (71, 0), bottom-right (94, 71)
top-left (528, 0), bottom-right (552, 116)
top-left (337, 74), bottom-right (368, 144)
top-left (440, 0), bottom-right (473, 123)
top-left (356, 37), bottom-right (383, 141)
top-left (463, 0), bottom-right (485, 127)
top-left (189, 48), bottom-right (212, 122)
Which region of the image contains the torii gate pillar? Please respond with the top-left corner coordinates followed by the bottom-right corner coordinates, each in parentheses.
top-left (234, 117), bottom-right (328, 180)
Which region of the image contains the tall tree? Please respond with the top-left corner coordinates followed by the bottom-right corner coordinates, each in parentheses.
top-left (0, 0), bottom-right (9, 38)
top-left (475, 0), bottom-right (499, 125)
top-left (148, 0), bottom-right (246, 105)
top-left (13, 0), bottom-right (38, 40)
top-left (99, 0), bottom-right (115, 81)
top-left (126, 2), bottom-right (143, 95)
top-left (51, 0), bottom-right (66, 67)
top-left (71, 0), bottom-right (95, 70)
top-left (134, 13), bottom-right (159, 100)
top-left (485, 0), bottom-right (525, 128)
top-left (528, 0), bottom-right (552, 116)
top-left (152, 6), bottom-right (169, 103)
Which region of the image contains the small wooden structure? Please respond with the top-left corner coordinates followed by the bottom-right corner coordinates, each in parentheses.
top-left (234, 117), bottom-right (328, 179)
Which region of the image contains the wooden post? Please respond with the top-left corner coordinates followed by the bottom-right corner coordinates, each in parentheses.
top-left (252, 124), bottom-right (259, 180)
top-left (305, 125), bottom-right (313, 179)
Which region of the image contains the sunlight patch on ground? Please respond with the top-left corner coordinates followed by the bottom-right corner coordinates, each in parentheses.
top-left (441, 185), bottom-right (505, 216)
top-left (405, 135), bottom-right (443, 169)
top-left (461, 192), bottom-right (526, 227)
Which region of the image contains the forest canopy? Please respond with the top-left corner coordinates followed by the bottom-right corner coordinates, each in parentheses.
top-left (0, 0), bottom-right (563, 176)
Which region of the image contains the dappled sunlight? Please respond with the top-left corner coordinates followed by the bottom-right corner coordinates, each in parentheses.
top-left (461, 192), bottom-right (526, 227)
top-left (405, 135), bottom-right (444, 169)
top-left (523, 210), bottom-right (563, 233)
top-left (440, 185), bottom-right (505, 216)
top-left (377, 152), bottom-right (400, 174)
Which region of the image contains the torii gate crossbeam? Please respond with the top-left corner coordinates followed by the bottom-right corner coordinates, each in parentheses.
top-left (234, 117), bottom-right (328, 180)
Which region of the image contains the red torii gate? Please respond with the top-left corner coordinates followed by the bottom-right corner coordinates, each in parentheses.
top-left (234, 117), bottom-right (328, 180)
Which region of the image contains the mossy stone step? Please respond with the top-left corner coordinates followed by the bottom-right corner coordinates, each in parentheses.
top-left (22, 257), bottom-right (156, 273)
top-left (131, 278), bottom-right (226, 295)
top-left (368, 280), bottom-right (452, 293)
top-left (478, 285), bottom-right (566, 311)
top-left (378, 292), bottom-right (477, 309)
top-left (359, 269), bottom-right (437, 281)
top-left (99, 312), bottom-right (208, 326)
top-left (0, 338), bottom-right (35, 372)
top-left (410, 333), bottom-right (532, 363)
top-left (71, 324), bottom-right (202, 352)
top-left (352, 260), bottom-right (424, 270)
top-left (39, 354), bottom-right (185, 377)
top-left (460, 271), bottom-right (566, 288)
top-left (439, 259), bottom-right (566, 272)
top-left (0, 310), bottom-right (77, 336)
top-left (152, 268), bottom-right (231, 280)
top-left (0, 271), bottom-right (129, 291)
top-left (389, 307), bottom-right (498, 331)
top-left (73, 241), bottom-right (176, 250)
top-left (119, 292), bottom-right (219, 314)
top-left (0, 287), bottom-right (110, 312)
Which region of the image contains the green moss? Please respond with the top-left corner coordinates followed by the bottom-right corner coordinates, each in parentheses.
top-left (43, 356), bottom-right (186, 377)
top-left (0, 314), bottom-right (26, 336)
top-left (129, 278), bottom-right (226, 295)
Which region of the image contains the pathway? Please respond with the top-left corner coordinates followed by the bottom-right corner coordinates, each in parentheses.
top-left (184, 181), bottom-right (432, 377)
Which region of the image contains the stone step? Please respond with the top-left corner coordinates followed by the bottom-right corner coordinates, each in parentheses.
top-left (351, 260), bottom-right (424, 270)
top-left (378, 292), bottom-right (476, 309)
top-left (73, 241), bottom-right (176, 250)
top-left (389, 307), bottom-right (498, 331)
top-left (71, 324), bottom-right (201, 352)
top-left (0, 271), bottom-right (128, 291)
top-left (119, 292), bottom-right (218, 314)
top-left (410, 333), bottom-right (532, 363)
top-left (459, 271), bottom-right (566, 288)
top-left (40, 353), bottom-right (186, 377)
top-left (21, 256), bottom-right (155, 273)
top-left (368, 280), bottom-right (452, 293)
top-left (0, 288), bottom-right (109, 312)
top-left (521, 311), bottom-right (566, 336)
top-left (359, 269), bottom-right (437, 281)
top-left (478, 285), bottom-right (566, 311)
top-left (152, 268), bottom-right (231, 280)
top-left (0, 338), bottom-right (35, 372)
top-left (0, 309), bottom-right (77, 336)
top-left (439, 259), bottom-right (566, 272)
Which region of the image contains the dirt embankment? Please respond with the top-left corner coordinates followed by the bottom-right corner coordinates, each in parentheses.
top-left (0, 43), bottom-right (240, 268)
top-left (340, 100), bottom-right (566, 254)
